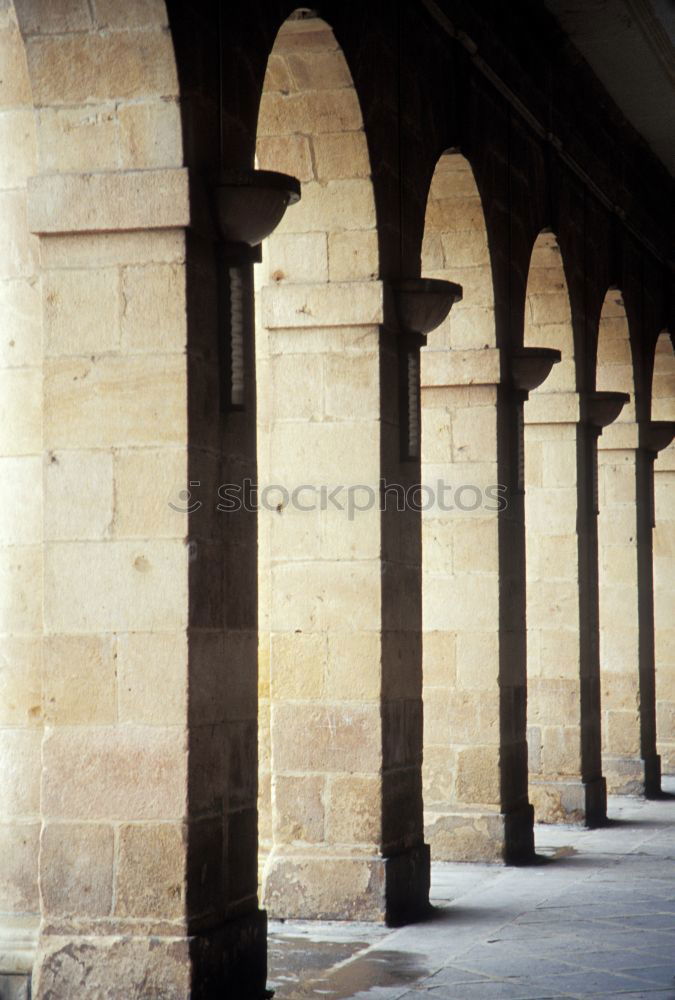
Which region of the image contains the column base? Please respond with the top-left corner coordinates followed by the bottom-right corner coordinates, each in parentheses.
top-left (601, 755), bottom-right (662, 798)
top-left (530, 777), bottom-right (606, 826)
top-left (263, 844), bottom-right (430, 925)
top-left (425, 804), bottom-right (534, 863)
top-left (33, 911), bottom-right (268, 1000)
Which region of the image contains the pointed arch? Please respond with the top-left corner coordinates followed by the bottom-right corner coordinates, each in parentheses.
top-left (596, 288), bottom-right (637, 422)
top-left (524, 231), bottom-right (576, 392)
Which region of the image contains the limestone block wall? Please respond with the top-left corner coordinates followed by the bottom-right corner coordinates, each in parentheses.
top-left (0, 2), bottom-right (266, 995)
top-left (0, 0), bottom-right (42, 956)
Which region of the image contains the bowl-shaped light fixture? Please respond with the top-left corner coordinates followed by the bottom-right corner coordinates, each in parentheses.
top-left (391, 278), bottom-right (463, 336)
top-left (214, 169), bottom-right (301, 246)
top-left (510, 347), bottom-right (561, 392)
top-left (584, 391), bottom-right (630, 428)
top-left (640, 420), bottom-right (675, 454)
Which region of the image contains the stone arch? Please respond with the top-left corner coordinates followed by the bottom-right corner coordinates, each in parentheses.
top-left (596, 288), bottom-right (637, 422)
top-left (652, 331), bottom-right (675, 774)
top-left (256, 13), bottom-right (379, 284)
top-left (523, 231), bottom-right (576, 392)
top-left (522, 231), bottom-right (586, 823)
top-left (420, 151), bottom-right (496, 351)
top-left (13, 0), bottom-right (181, 174)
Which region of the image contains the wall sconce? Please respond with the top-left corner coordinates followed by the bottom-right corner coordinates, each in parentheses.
top-left (213, 169), bottom-right (301, 412)
top-left (584, 390), bottom-right (630, 430)
top-left (639, 420), bottom-right (675, 455)
top-left (390, 278), bottom-right (463, 461)
top-left (510, 347), bottom-right (561, 393)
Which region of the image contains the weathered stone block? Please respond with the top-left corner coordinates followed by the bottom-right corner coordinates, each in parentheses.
top-left (119, 99), bottom-right (182, 169)
top-left (273, 775), bottom-right (325, 844)
top-left (115, 823), bottom-right (185, 918)
top-left (44, 354), bottom-right (186, 449)
top-left (325, 775), bottom-right (381, 846)
top-left (328, 230), bottom-right (379, 281)
top-left (43, 634), bottom-right (116, 726)
top-left (272, 702), bottom-right (380, 773)
top-left (44, 450), bottom-right (114, 541)
top-left (41, 822), bottom-right (114, 917)
top-left (28, 169), bottom-right (189, 235)
top-left (0, 730), bottom-right (41, 817)
top-left (44, 540), bottom-right (188, 633)
top-left (0, 457), bottom-right (41, 545)
top-left (25, 30), bottom-right (178, 104)
top-left (45, 267), bottom-right (120, 355)
top-left (41, 725), bottom-right (187, 821)
top-left (0, 823), bottom-right (40, 911)
top-left (120, 262), bottom-right (186, 353)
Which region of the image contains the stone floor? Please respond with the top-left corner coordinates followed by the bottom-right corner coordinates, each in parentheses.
top-left (267, 778), bottom-right (675, 999)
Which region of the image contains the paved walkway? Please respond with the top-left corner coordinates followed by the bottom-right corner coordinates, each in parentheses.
top-left (268, 779), bottom-right (675, 999)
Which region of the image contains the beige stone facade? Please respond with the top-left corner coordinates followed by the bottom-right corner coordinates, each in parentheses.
top-left (0, 2), bottom-right (672, 997)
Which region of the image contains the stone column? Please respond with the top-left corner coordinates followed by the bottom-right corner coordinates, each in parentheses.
top-left (0, 7), bottom-right (42, 987)
top-left (28, 169), bottom-right (266, 999)
top-left (261, 280), bottom-right (429, 923)
top-left (654, 441), bottom-right (675, 774)
top-left (634, 423), bottom-right (673, 793)
top-left (524, 392), bottom-right (605, 823)
top-left (597, 421), bottom-right (654, 794)
top-left (421, 346), bottom-right (548, 862)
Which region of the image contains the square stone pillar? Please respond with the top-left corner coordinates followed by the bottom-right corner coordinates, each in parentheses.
top-left (28, 170), bottom-right (266, 1000)
top-left (260, 280), bottom-right (429, 923)
top-left (421, 347), bottom-right (534, 862)
top-left (654, 445), bottom-right (675, 775)
top-left (598, 424), bottom-right (655, 794)
top-left (525, 392), bottom-right (606, 822)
